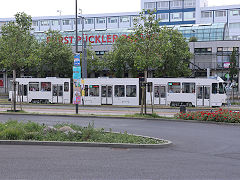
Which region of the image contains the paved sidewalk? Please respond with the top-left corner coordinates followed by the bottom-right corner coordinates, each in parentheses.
top-left (0, 106), bottom-right (176, 117)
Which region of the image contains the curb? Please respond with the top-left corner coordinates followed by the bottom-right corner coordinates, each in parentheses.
top-left (1, 111), bottom-right (240, 126)
top-left (0, 139), bottom-right (172, 149)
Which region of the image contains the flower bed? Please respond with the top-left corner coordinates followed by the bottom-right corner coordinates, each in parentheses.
top-left (176, 108), bottom-right (240, 123)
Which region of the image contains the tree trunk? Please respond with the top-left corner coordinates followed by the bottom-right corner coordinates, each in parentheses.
top-left (144, 70), bottom-right (148, 115)
top-left (13, 69), bottom-right (16, 112)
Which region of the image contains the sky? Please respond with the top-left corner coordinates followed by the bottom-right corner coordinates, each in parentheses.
top-left (0, 0), bottom-right (240, 18)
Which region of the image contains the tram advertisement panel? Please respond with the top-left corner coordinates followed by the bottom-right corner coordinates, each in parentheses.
top-left (73, 66), bottom-right (81, 104)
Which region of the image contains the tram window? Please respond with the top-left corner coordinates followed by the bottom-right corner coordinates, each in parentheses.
top-left (85, 85), bottom-right (88, 96)
top-left (204, 87), bottom-right (210, 99)
top-left (212, 83), bottom-right (218, 94)
top-left (64, 82), bottom-right (69, 92)
top-left (219, 83), bottom-right (225, 94)
top-left (41, 82), bottom-right (51, 91)
top-left (154, 86), bottom-right (166, 98)
top-left (18, 85), bottom-right (23, 96)
top-left (154, 86), bottom-right (160, 97)
top-left (182, 83), bottom-right (195, 93)
top-left (53, 85), bottom-right (63, 96)
top-left (126, 85), bottom-right (136, 97)
top-left (114, 85), bottom-right (125, 97)
top-left (89, 85), bottom-right (99, 97)
top-left (168, 82), bottom-right (181, 93)
top-left (29, 82), bottom-right (39, 91)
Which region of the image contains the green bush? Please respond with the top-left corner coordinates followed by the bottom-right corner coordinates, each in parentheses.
top-left (0, 128), bottom-right (25, 140)
top-left (0, 120), bottom-right (164, 144)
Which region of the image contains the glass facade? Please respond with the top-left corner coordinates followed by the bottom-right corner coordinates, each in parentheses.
top-left (177, 23), bottom-right (228, 41)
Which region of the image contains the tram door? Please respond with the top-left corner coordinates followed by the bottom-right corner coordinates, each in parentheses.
top-left (197, 86), bottom-right (210, 106)
top-left (101, 85), bottom-right (113, 105)
top-left (52, 84), bottom-right (63, 103)
top-left (153, 85), bottom-right (166, 105)
top-left (18, 84), bottom-right (28, 102)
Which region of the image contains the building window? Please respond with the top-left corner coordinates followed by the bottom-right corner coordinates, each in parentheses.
top-left (144, 2), bottom-right (156, 10)
top-left (201, 11), bottom-right (212, 18)
top-left (73, 19), bottom-right (81, 25)
top-left (85, 18), bottom-right (94, 24)
top-left (108, 17), bottom-right (118, 24)
top-left (120, 16), bottom-right (130, 23)
top-left (62, 20), bottom-right (70, 25)
top-left (215, 10), bottom-right (226, 17)
top-left (40, 20), bottom-right (49, 26)
top-left (96, 17), bottom-right (106, 24)
top-left (229, 22), bottom-right (240, 29)
top-left (32, 21), bottom-right (38, 26)
top-left (184, 12), bottom-right (195, 21)
top-left (194, 48), bottom-right (212, 54)
top-left (217, 55), bottom-right (231, 68)
top-left (157, 13), bottom-right (169, 22)
top-left (217, 47), bottom-right (239, 52)
top-left (157, 1), bottom-right (169, 10)
top-left (184, 0), bottom-right (195, 8)
top-left (170, 0), bottom-right (182, 9)
top-left (230, 9), bottom-right (240, 16)
top-left (170, 12), bottom-right (182, 21)
top-left (51, 20), bottom-right (60, 26)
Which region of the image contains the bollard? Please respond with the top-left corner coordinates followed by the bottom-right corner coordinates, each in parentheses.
top-left (180, 105), bottom-right (186, 113)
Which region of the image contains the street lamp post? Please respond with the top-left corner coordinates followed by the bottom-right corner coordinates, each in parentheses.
top-left (75, 0), bottom-right (79, 114)
top-left (78, 10), bottom-right (87, 79)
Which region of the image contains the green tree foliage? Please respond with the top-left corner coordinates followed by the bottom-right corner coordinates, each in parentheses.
top-left (38, 30), bottom-right (73, 77)
top-left (189, 36), bottom-right (198, 42)
top-left (81, 46), bottom-right (103, 77)
top-left (103, 36), bottom-right (137, 77)
top-left (0, 12), bottom-right (39, 74)
top-left (103, 10), bottom-right (192, 78)
top-left (154, 27), bottom-right (192, 77)
top-left (229, 49), bottom-right (238, 81)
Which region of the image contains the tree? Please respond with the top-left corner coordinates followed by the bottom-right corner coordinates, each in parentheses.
top-left (189, 36), bottom-right (198, 42)
top-left (104, 10), bottom-right (191, 78)
top-left (229, 49), bottom-right (238, 82)
top-left (103, 10), bottom-right (192, 114)
top-left (153, 27), bottom-right (192, 77)
top-left (38, 30), bottom-right (73, 78)
top-left (103, 36), bottom-right (138, 78)
top-left (81, 46), bottom-right (103, 78)
top-left (0, 12), bottom-right (39, 111)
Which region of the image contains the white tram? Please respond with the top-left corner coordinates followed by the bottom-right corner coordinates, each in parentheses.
top-left (146, 77), bottom-right (227, 107)
top-left (9, 77), bottom-right (71, 104)
top-left (82, 77), bottom-right (227, 107)
top-left (9, 77), bottom-right (227, 107)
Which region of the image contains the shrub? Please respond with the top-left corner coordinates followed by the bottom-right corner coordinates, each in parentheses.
top-left (0, 128), bottom-right (25, 140)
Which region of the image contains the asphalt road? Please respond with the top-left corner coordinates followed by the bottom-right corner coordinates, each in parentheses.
top-left (0, 114), bottom-right (240, 180)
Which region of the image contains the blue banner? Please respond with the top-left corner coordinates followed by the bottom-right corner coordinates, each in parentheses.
top-left (73, 66), bottom-right (81, 80)
top-left (74, 54), bottom-right (80, 66)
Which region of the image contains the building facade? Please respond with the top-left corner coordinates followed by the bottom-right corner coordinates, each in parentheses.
top-left (1, 0), bottom-right (240, 94)
top-left (189, 40), bottom-right (240, 92)
top-left (0, 0), bottom-right (240, 38)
